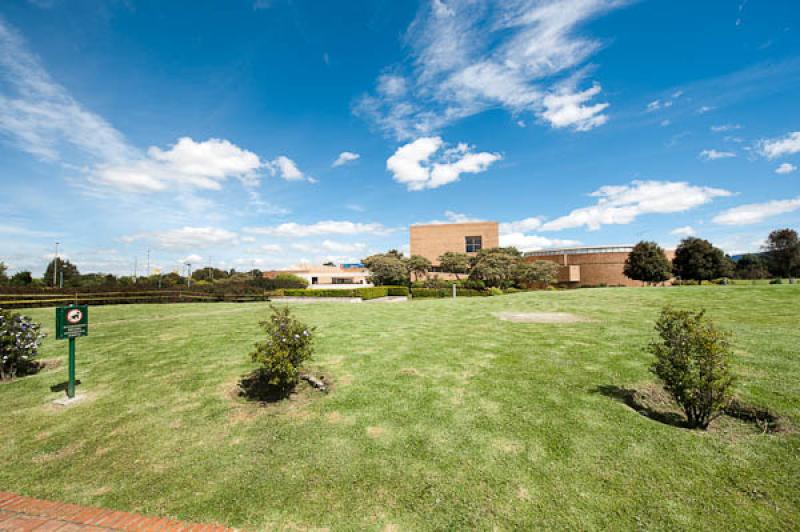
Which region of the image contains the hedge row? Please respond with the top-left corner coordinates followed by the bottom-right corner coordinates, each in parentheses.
top-left (410, 287), bottom-right (490, 298)
top-left (281, 287), bottom-right (390, 300)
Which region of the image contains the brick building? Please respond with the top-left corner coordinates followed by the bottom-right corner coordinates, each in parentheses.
top-left (524, 245), bottom-right (676, 287)
top-left (409, 221), bottom-right (499, 265)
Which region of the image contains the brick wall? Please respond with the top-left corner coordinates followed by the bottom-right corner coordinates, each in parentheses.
top-left (526, 249), bottom-right (676, 287)
top-left (410, 222), bottom-right (499, 265)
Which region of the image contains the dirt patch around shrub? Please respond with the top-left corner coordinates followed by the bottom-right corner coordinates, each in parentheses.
top-left (493, 311), bottom-right (592, 324)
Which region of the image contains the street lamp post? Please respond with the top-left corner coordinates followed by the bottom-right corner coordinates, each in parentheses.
top-left (186, 263), bottom-right (192, 288)
top-left (53, 242), bottom-right (59, 287)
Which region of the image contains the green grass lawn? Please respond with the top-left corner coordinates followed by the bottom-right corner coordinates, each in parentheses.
top-left (1, 286), bottom-right (799, 530)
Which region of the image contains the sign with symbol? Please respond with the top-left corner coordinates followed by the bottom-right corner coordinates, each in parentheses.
top-left (55, 305), bottom-right (88, 399)
top-left (56, 304), bottom-right (88, 340)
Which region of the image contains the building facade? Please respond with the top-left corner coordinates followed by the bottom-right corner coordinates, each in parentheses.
top-left (524, 245), bottom-right (676, 287)
top-left (264, 264), bottom-right (371, 289)
top-left (410, 222), bottom-right (499, 265)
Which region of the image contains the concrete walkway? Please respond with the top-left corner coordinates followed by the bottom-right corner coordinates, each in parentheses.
top-left (0, 492), bottom-right (237, 532)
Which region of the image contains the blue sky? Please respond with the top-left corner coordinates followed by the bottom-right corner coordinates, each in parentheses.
top-left (1, 0), bottom-right (799, 276)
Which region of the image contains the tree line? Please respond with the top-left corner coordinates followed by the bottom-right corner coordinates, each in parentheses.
top-left (624, 228), bottom-right (800, 284)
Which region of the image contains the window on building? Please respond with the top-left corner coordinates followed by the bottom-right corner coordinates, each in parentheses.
top-left (465, 236), bottom-right (482, 253)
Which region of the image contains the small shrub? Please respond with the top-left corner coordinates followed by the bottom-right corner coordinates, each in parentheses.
top-left (488, 287), bottom-right (504, 296)
top-left (243, 306), bottom-right (315, 401)
top-left (769, 278), bottom-right (784, 285)
top-left (0, 308), bottom-right (45, 380)
top-left (648, 307), bottom-right (735, 429)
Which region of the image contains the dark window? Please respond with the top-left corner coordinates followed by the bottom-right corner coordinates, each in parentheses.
top-left (311, 276), bottom-right (318, 284)
top-left (465, 236), bottom-right (482, 253)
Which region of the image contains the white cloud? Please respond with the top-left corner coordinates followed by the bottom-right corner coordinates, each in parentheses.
top-left (500, 217), bottom-right (543, 234)
top-left (244, 221), bottom-right (392, 238)
top-left (499, 232), bottom-right (580, 252)
top-left (540, 180), bottom-right (733, 231)
top-left (712, 197), bottom-right (800, 226)
top-left (260, 244), bottom-right (283, 253)
top-left (758, 131), bottom-right (800, 159)
top-left (697, 105), bottom-right (714, 114)
top-left (267, 155), bottom-right (312, 181)
top-left (541, 84), bottom-right (609, 131)
top-left (776, 163), bottom-right (797, 174)
top-left (123, 226), bottom-right (237, 250)
top-left (418, 210), bottom-right (485, 225)
top-left (699, 149), bottom-right (736, 160)
top-left (646, 100), bottom-right (661, 112)
top-left (710, 124), bottom-right (741, 132)
top-left (670, 225), bottom-right (696, 237)
top-left (180, 254), bottom-right (203, 264)
top-left (386, 136), bottom-right (501, 191)
top-left (0, 17), bottom-right (134, 163)
top-left (94, 137), bottom-right (264, 192)
top-left (321, 240), bottom-right (367, 253)
top-left (332, 151), bottom-right (360, 167)
top-left (355, 0), bottom-right (622, 138)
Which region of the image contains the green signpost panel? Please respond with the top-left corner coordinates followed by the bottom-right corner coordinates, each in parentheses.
top-left (55, 305), bottom-right (88, 399)
top-left (56, 304), bottom-right (89, 339)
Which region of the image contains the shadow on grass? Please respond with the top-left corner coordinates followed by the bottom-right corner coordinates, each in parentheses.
top-left (593, 384), bottom-right (787, 433)
top-left (593, 384), bottom-right (688, 428)
top-left (238, 369), bottom-right (293, 403)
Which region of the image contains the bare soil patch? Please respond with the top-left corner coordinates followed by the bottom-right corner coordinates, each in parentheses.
top-left (493, 311), bottom-right (592, 324)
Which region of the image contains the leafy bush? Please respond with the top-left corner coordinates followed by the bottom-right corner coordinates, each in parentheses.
top-left (385, 286), bottom-right (410, 296)
top-left (0, 308), bottom-right (45, 380)
top-left (488, 287), bottom-right (504, 296)
top-left (272, 273), bottom-right (308, 289)
top-left (649, 307), bottom-right (735, 429)
top-left (410, 287), bottom-right (489, 298)
top-left (769, 278), bottom-right (784, 285)
top-left (243, 306), bottom-right (315, 400)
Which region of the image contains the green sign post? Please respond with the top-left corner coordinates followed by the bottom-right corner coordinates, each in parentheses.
top-left (55, 305), bottom-right (88, 398)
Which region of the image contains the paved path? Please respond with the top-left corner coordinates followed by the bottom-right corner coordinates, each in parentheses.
top-left (0, 492), bottom-right (237, 531)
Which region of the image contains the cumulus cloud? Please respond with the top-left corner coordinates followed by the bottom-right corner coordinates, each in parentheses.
top-left (699, 149), bottom-right (736, 160)
top-left (776, 163), bottom-right (797, 175)
top-left (417, 210), bottom-right (485, 225)
top-left (244, 221), bottom-right (392, 238)
top-left (123, 226), bottom-right (237, 250)
top-left (541, 84), bottom-right (609, 131)
top-left (540, 180), bottom-right (733, 231)
top-left (500, 217), bottom-right (544, 234)
top-left (712, 197), bottom-right (800, 226)
top-left (670, 225), bottom-right (696, 237)
top-left (94, 137), bottom-right (264, 191)
top-left (386, 136), bottom-right (501, 191)
top-left (332, 151), bottom-right (360, 167)
top-left (355, 0), bottom-right (622, 138)
top-left (267, 155), bottom-right (313, 182)
top-left (758, 131), bottom-right (800, 159)
top-left (499, 232), bottom-right (580, 252)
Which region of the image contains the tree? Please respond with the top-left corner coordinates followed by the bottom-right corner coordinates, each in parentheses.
top-left (362, 253), bottom-right (409, 286)
top-left (672, 237), bottom-right (732, 284)
top-left (764, 228), bottom-right (800, 278)
top-left (649, 307), bottom-right (735, 429)
top-left (407, 255), bottom-right (432, 281)
top-left (0, 262), bottom-right (7, 284)
top-left (515, 260), bottom-right (560, 287)
top-left (623, 241), bottom-right (672, 285)
top-left (734, 254), bottom-right (769, 280)
top-left (468, 247), bottom-right (522, 288)
top-left (191, 267), bottom-right (229, 282)
top-left (43, 258), bottom-right (80, 287)
top-left (438, 252), bottom-right (470, 279)
top-left (9, 271), bottom-right (33, 286)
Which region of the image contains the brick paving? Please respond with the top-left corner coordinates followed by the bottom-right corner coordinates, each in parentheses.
top-left (0, 492), bottom-right (238, 531)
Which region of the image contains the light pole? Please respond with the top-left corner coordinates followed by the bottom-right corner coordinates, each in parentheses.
top-left (53, 242), bottom-right (59, 287)
top-left (185, 263), bottom-right (192, 288)
top-left (146, 248), bottom-right (151, 277)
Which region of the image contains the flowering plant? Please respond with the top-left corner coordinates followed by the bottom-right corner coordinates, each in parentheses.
top-left (0, 308), bottom-right (45, 380)
top-left (246, 305), bottom-right (315, 398)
